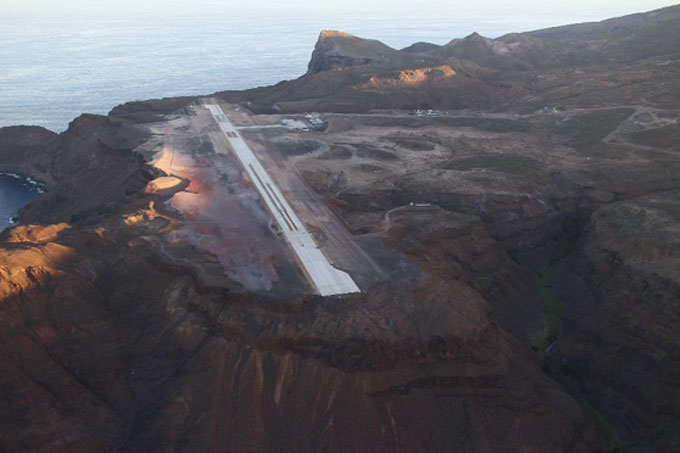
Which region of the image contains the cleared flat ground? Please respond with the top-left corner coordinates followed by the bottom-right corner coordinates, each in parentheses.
top-left (140, 101), bottom-right (412, 296)
top-left (205, 103), bottom-right (360, 296)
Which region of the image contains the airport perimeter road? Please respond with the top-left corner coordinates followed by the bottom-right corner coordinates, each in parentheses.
top-left (205, 103), bottom-right (360, 296)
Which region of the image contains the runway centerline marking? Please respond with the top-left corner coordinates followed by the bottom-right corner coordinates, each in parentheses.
top-left (205, 103), bottom-right (360, 296)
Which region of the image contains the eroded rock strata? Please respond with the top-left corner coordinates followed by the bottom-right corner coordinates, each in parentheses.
top-left (2, 5), bottom-right (680, 452)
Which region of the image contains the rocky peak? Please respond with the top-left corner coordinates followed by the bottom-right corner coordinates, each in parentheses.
top-left (462, 31), bottom-right (495, 47)
top-left (318, 29), bottom-right (355, 39)
top-left (465, 31), bottom-right (483, 40)
top-left (307, 29), bottom-right (440, 74)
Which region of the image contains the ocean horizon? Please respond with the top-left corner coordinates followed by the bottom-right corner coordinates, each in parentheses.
top-left (1, 2), bottom-right (672, 132)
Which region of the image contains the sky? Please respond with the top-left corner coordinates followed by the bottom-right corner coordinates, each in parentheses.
top-left (1, 1), bottom-right (677, 40)
top-left (1, 0), bottom-right (677, 20)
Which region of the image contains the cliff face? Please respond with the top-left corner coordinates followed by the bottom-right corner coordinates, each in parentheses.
top-left (0, 126), bottom-right (58, 182)
top-left (546, 193), bottom-right (680, 450)
top-left (2, 4), bottom-right (680, 452)
top-left (0, 115), bottom-right (153, 225)
top-left (0, 220), bottom-right (596, 451)
top-left (215, 4), bottom-right (680, 115)
top-left (307, 30), bottom-right (439, 74)
top-left (0, 114), bottom-right (598, 451)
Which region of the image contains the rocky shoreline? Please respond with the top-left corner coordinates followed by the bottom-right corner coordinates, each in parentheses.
top-left (0, 171), bottom-right (45, 231)
top-left (1, 5), bottom-right (680, 451)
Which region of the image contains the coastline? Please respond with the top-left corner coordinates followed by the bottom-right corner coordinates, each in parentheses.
top-left (0, 171), bottom-right (46, 232)
top-left (0, 6), bottom-right (679, 448)
top-left (0, 171), bottom-right (46, 194)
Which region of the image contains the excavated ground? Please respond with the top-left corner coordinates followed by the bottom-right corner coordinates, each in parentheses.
top-left (1, 32), bottom-right (680, 448)
top-left (137, 102), bottom-right (409, 296)
top-left (2, 93), bottom-right (680, 450)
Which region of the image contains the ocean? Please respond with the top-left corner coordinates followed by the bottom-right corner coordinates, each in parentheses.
top-left (0, 3), bottom-right (650, 133)
top-left (0, 173), bottom-right (44, 231)
top-left (0, 2), bottom-right (668, 222)
top-left (0, 12), bottom-right (474, 133)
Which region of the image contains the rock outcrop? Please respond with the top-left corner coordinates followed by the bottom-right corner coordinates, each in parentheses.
top-left (212, 4), bottom-right (680, 115)
top-left (2, 4), bottom-right (680, 451)
top-left (307, 30), bottom-right (439, 74)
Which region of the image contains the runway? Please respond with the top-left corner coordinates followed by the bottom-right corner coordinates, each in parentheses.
top-left (205, 103), bottom-right (360, 296)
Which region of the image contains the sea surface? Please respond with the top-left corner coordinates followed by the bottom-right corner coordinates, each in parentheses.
top-left (0, 173), bottom-right (44, 232)
top-left (0, 2), bottom-right (668, 219)
top-left (0, 3), bottom-right (654, 133)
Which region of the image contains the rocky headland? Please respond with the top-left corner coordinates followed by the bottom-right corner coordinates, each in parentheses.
top-left (1, 5), bottom-right (680, 452)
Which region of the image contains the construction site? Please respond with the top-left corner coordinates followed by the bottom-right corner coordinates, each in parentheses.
top-left (141, 100), bottom-right (401, 296)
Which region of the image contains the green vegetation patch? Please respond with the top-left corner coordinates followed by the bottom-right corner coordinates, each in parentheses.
top-left (625, 124), bottom-right (680, 150)
top-left (533, 260), bottom-right (565, 355)
top-left (532, 231), bottom-right (579, 356)
top-left (580, 400), bottom-right (620, 452)
top-left (616, 204), bottom-right (649, 223)
top-left (558, 108), bottom-right (635, 150)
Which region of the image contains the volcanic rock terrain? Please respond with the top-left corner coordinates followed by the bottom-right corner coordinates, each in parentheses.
top-left (2, 5), bottom-right (680, 452)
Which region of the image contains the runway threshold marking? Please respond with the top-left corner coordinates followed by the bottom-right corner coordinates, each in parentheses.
top-left (205, 103), bottom-right (360, 296)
